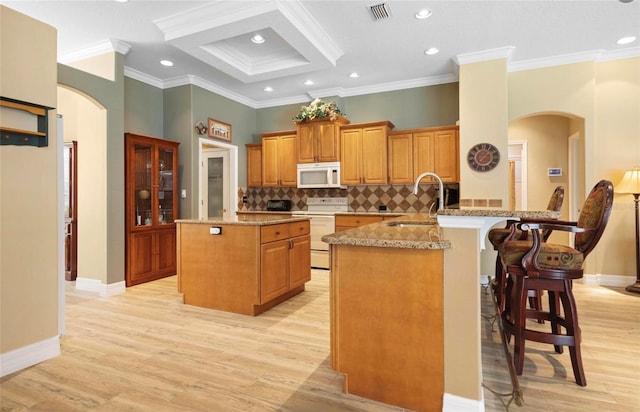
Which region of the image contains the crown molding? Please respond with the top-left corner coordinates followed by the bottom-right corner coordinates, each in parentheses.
top-left (59, 38), bottom-right (131, 64)
top-left (124, 66), bottom-right (164, 89)
top-left (508, 49), bottom-right (605, 72)
top-left (597, 46), bottom-right (640, 62)
top-left (453, 47), bottom-right (516, 66)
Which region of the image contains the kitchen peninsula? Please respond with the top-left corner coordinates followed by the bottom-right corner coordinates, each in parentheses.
top-left (176, 215), bottom-right (311, 316)
top-left (323, 209), bottom-right (560, 411)
top-left (323, 214), bottom-right (450, 412)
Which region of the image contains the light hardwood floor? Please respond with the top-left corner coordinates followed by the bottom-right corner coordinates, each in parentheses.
top-left (1, 270), bottom-right (639, 411)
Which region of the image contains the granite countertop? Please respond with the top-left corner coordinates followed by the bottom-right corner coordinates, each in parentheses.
top-left (236, 210), bottom-right (293, 214)
top-left (322, 214), bottom-right (450, 250)
top-left (437, 208), bottom-right (561, 219)
top-left (334, 211), bottom-right (407, 217)
top-left (176, 214), bottom-right (310, 226)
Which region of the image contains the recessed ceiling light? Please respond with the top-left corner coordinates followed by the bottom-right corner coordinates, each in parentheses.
top-left (160, 60), bottom-right (173, 67)
top-left (424, 47), bottom-right (439, 55)
top-left (617, 36), bottom-right (637, 45)
top-left (251, 34), bottom-right (265, 44)
top-left (415, 9), bottom-right (432, 19)
top-left (303, 80), bottom-right (314, 86)
top-left (349, 72), bottom-right (359, 78)
top-left (114, 0), bottom-right (128, 3)
top-left (263, 86), bottom-right (273, 92)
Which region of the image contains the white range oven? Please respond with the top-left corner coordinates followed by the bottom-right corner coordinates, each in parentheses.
top-left (292, 197), bottom-right (349, 270)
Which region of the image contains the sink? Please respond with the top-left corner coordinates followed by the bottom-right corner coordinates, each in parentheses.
top-left (385, 221), bottom-right (435, 228)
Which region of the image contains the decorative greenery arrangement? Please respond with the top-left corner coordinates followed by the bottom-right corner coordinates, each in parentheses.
top-left (293, 98), bottom-right (344, 122)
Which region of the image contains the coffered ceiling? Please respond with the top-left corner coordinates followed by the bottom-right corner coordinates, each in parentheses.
top-left (4, 0), bottom-right (640, 108)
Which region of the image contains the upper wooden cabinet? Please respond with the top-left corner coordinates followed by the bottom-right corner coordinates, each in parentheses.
top-left (296, 116), bottom-right (349, 163)
top-left (388, 125), bottom-right (459, 184)
top-left (246, 143), bottom-right (262, 187)
top-left (125, 133), bottom-right (179, 287)
top-left (261, 130), bottom-right (297, 187)
top-left (340, 121), bottom-right (394, 185)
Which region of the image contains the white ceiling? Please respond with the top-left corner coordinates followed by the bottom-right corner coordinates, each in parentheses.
top-left (4, 0), bottom-right (640, 108)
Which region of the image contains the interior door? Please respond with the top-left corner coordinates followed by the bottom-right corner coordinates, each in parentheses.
top-left (202, 148), bottom-right (229, 218)
top-left (64, 141), bottom-right (77, 281)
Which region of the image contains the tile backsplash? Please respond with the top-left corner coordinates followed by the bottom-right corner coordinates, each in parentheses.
top-left (238, 183), bottom-right (459, 213)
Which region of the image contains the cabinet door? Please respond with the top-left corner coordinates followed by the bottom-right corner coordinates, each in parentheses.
top-left (261, 136), bottom-right (279, 186)
top-left (413, 131), bottom-right (435, 182)
top-left (129, 231), bottom-right (154, 285)
top-left (289, 235), bottom-right (311, 289)
top-left (361, 127), bottom-right (388, 184)
top-left (340, 128), bottom-right (362, 185)
top-left (156, 143), bottom-right (177, 225)
top-left (246, 144), bottom-right (262, 187)
top-left (297, 124), bottom-right (315, 163)
top-left (433, 129), bottom-right (459, 182)
top-left (156, 228), bottom-right (177, 276)
top-left (388, 133), bottom-right (413, 184)
top-left (316, 122), bottom-right (339, 162)
top-left (130, 140), bottom-right (154, 228)
top-left (260, 239), bottom-right (290, 303)
top-left (279, 134), bottom-right (298, 186)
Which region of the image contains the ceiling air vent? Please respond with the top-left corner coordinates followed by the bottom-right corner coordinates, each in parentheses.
top-left (369, 3), bottom-right (391, 21)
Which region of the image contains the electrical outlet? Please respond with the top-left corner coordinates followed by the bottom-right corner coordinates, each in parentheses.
top-left (242, 195), bottom-right (248, 203)
top-left (378, 204), bottom-right (387, 211)
top-left (181, 189), bottom-right (187, 199)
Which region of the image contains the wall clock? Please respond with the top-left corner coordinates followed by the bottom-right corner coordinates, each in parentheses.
top-left (467, 143), bottom-right (500, 172)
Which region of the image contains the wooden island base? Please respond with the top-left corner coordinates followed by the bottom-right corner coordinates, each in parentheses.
top-left (177, 217), bottom-right (311, 316)
top-left (330, 244), bottom-right (444, 412)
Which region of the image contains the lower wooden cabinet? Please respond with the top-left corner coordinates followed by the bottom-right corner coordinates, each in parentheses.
top-left (178, 219), bottom-right (310, 316)
top-left (128, 228), bottom-right (176, 286)
top-left (260, 221), bottom-right (311, 303)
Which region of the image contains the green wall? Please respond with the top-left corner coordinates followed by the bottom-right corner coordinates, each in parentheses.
top-left (125, 77), bottom-right (164, 137)
top-left (255, 83), bottom-right (460, 135)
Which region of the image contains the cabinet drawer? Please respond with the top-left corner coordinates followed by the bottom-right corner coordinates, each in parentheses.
top-left (289, 220), bottom-right (310, 237)
top-left (335, 215), bottom-right (384, 228)
top-left (261, 223), bottom-right (290, 243)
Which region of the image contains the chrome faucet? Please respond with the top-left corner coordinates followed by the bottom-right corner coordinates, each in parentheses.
top-left (413, 172), bottom-right (444, 211)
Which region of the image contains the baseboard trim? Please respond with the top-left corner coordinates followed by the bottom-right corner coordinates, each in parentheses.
top-left (0, 335), bottom-right (60, 377)
top-left (582, 273), bottom-right (635, 287)
top-left (75, 277), bottom-right (126, 297)
top-left (443, 392), bottom-right (484, 412)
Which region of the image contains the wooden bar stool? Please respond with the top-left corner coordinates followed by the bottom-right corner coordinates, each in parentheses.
top-left (489, 186), bottom-right (564, 312)
top-left (498, 180), bottom-right (613, 386)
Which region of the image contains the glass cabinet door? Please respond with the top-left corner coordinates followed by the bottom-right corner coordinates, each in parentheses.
top-left (134, 143), bottom-right (153, 226)
top-left (157, 146), bottom-right (175, 224)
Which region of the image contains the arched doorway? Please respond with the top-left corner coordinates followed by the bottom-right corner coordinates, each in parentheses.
top-left (508, 112), bottom-right (585, 245)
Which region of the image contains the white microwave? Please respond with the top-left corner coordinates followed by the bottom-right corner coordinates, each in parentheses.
top-left (297, 162), bottom-right (342, 188)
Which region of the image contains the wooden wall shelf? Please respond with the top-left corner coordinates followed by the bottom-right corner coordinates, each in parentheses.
top-left (1, 97), bottom-right (53, 147)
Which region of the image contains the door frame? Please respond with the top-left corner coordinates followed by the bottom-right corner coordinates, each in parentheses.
top-left (201, 148), bottom-right (229, 218)
top-left (198, 137), bottom-right (238, 219)
top-left (508, 140), bottom-right (528, 209)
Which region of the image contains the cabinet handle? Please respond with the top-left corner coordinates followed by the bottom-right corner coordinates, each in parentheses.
top-left (275, 231), bottom-right (280, 235)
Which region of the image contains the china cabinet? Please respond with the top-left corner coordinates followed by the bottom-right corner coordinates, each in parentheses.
top-left (125, 133), bottom-right (179, 286)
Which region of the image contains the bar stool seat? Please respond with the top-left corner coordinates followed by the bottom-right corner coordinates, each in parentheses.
top-left (498, 180), bottom-right (614, 387)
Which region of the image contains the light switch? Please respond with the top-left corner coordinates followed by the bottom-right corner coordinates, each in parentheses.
top-left (181, 189), bottom-right (187, 199)
top-left (209, 227), bottom-right (222, 235)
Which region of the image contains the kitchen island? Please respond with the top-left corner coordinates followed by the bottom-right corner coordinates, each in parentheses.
top-left (323, 214), bottom-right (450, 412)
top-left (176, 215), bottom-right (311, 316)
